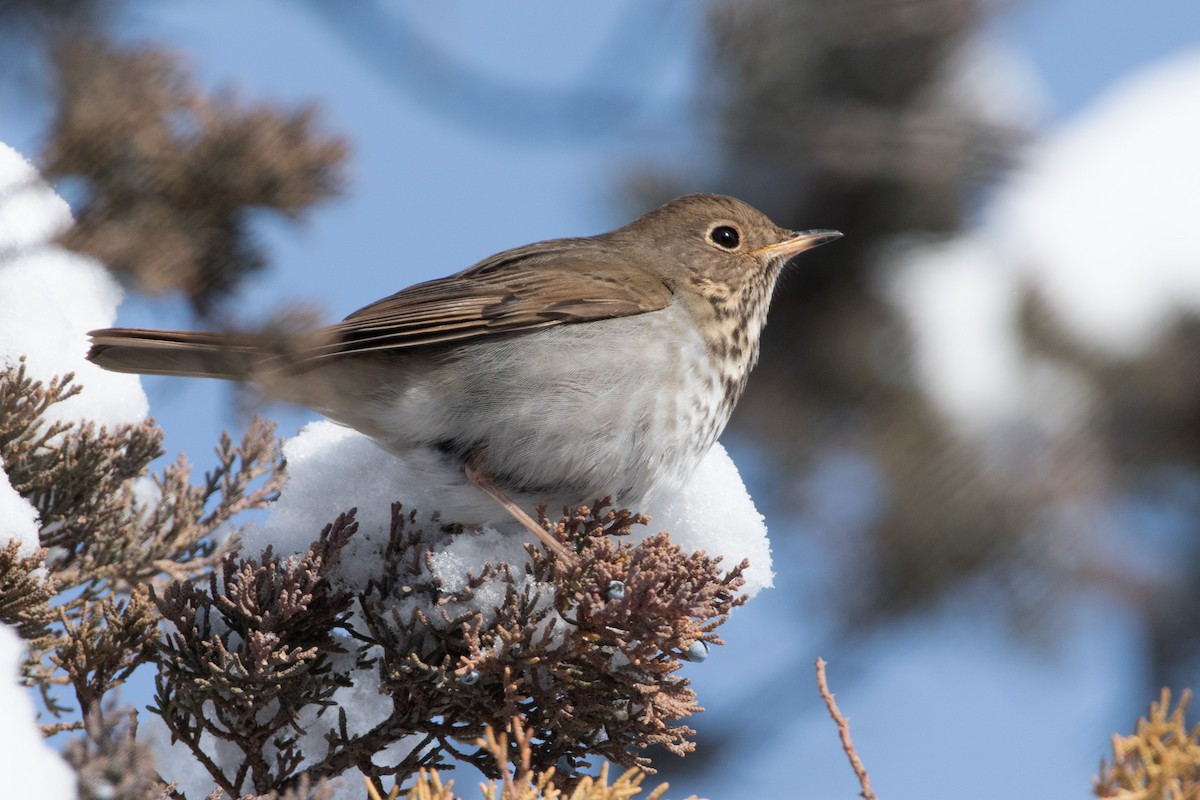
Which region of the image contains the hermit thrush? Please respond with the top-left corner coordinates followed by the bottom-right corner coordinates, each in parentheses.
top-left (88, 194), bottom-right (839, 562)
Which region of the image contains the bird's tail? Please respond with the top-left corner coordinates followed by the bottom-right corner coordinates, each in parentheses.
top-left (86, 328), bottom-right (267, 379)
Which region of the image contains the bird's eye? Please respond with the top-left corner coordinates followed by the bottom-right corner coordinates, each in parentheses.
top-left (709, 225), bottom-right (741, 249)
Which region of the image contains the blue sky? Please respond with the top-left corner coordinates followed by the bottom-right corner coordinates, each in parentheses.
top-left (3, 2), bottom-right (1200, 797)
top-left (996, 0), bottom-right (1200, 120)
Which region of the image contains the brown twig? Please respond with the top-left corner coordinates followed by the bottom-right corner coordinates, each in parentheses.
top-left (816, 657), bottom-right (877, 800)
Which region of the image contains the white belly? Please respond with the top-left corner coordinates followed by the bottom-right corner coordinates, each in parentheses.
top-left (351, 301), bottom-right (728, 509)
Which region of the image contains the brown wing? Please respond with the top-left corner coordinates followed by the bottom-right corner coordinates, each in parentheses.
top-left (303, 241), bottom-right (673, 359)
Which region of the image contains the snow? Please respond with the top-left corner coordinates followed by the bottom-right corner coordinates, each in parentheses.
top-left (245, 420), bottom-right (772, 597)
top-left (888, 48), bottom-right (1200, 433)
top-left (0, 625), bottom-right (78, 799)
top-left (0, 140), bottom-right (157, 800)
top-left (641, 441), bottom-right (771, 587)
top-left (139, 709), bottom-right (297, 800)
top-left (0, 142), bottom-right (148, 428)
top-left (887, 237), bottom-right (1095, 437)
top-left (0, 143), bottom-right (84, 794)
top-left (937, 36), bottom-right (1048, 131)
top-left (0, 149), bottom-right (71, 251)
top-left (990, 48), bottom-right (1200, 358)
top-left (0, 456), bottom-right (41, 557)
top-left (0, 140), bottom-right (148, 574)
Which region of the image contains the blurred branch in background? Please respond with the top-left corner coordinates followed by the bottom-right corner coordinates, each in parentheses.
top-left (43, 38), bottom-right (348, 316)
top-left (42, 38), bottom-right (347, 316)
top-left (295, 0), bottom-right (692, 144)
top-left (694, 0), bottom-right (1035, 625)
top-left (0, 0), bottom-right (113, 59)
top-left (714, 0), bottom-right (1200, 651)
top-left (2, 1), bottom-right (347, 318)
top-left (637, 0), bottom-right (1031, 619)
top-left (626, 0), bottom-right (1200, 783)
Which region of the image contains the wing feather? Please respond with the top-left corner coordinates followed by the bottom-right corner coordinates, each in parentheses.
top-left (301, 250), bottom-right (672, 359)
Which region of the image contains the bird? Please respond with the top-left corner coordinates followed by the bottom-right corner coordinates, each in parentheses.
top-left (87, 194), bottom-right (840, 564)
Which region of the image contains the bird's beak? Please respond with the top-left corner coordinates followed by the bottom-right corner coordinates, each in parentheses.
top-left (752, 229), bottom-right (842, 259)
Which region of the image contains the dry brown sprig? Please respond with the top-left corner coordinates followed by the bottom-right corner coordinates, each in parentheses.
top-left (64, 708), bottom-right (172, 800)
top-left (524, 502), bottom-right (747, 765)
top-left (0, 359), bottom-right (286, 716)
top-left (243, 775), bottom-right (339, 800)
top-left (1095, 688), bottom-right (1200, 799)
top-left (475, 717), bottom-right (678, 800)
top-left (364, 718), bottom-right (684, 800)
top-left (815, 658), bottom-right (877, 800)
top-left (344, 500), bottom-right (746, 788)
top-left (41, 36), bottom-right (347, 314)
top-left (0, 359), bottom-right (283, 602)
top-left (194, 774), bottom-right (337, 800)
top-left (0, 538), bottom-right (57, 644)
top-left (53, 584), bottom-right (160, 720)
top-left (151, 512), bottom-right (359, 798)
top-left (0, 360), bottom-right (164, 583)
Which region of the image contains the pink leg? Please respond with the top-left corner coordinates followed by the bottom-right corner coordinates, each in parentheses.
top-left (464, 461), bottom-right (577, 567)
